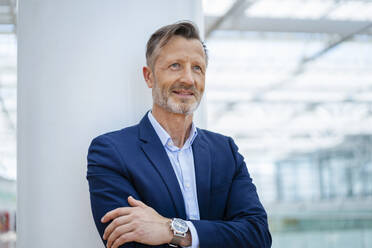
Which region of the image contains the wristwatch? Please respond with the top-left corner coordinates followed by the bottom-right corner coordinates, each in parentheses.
top-left (169, 218), bottom-right (189, 247)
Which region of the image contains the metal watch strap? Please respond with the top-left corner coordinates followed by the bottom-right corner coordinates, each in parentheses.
top-left (169, 235), bottom-right (183, 247)
top-left (169, 218), bottom-right (187, 247)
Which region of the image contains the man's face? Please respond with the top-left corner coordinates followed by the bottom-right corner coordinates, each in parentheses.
top-left (145, 36), bottom-right (206, 115)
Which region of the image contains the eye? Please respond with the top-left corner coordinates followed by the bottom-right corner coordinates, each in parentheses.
top-left (170, 63), bottom-right (180, 69)
top-left (193, 65), bottom-right (202, 72)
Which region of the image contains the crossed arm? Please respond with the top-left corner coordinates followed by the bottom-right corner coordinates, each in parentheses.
top-left (101, 196), bottom-right (192, 248)
top-left (87, 135), bottom-right (272, 248)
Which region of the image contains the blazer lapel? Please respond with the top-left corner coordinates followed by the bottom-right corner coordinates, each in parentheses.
top-left (138, 114), bottom-right (187, 219)
top-left (192, 132), bottom-right (212, 219)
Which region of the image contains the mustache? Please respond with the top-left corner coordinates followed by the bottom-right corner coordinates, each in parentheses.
top-left (169, 83), bottom-right (199, 95)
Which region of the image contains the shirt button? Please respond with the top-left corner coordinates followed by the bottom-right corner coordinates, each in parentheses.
top-left (185, 183), bottom-right (190, 188)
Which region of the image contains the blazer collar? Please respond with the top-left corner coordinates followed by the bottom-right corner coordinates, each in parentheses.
top-left (146, 111), bottom-right (198, 149)
top-left (138, 112), bottom-right (161, 144)
top-left (138, 113), bottom-right (187, 219)
top-left (192, 131), bottom-right (212, 219)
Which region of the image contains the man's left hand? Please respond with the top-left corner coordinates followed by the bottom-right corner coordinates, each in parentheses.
top-left (101, 196), bottom-right (172, 248)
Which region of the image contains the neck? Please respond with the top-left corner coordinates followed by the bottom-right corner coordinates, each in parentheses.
top-left (151, 104), bottom-right (193, 148)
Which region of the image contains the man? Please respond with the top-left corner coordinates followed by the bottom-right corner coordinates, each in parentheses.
top-left (87, 21), bottom-right (271, 248)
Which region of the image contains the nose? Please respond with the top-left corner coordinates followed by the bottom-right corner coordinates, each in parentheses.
top-left (180, 65), bottom-right (195, 86)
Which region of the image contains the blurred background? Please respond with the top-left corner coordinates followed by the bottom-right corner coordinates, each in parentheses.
top-left (0, 0), bottom-right (16, 247)
top-left (1, 0), bottom-right (372, 247)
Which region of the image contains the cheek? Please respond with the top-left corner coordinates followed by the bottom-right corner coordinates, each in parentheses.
top-left (196, 78), bottom-right (205, 92)
top-left (199, 85), bottom-right (205, 95)
top-left (156, 73), bottom-right (178, 87)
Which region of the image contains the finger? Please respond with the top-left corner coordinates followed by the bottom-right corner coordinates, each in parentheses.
top-left (103, 215), bottom-right (133, 240)
top-left (111, 232), bottom-right (137, 248)
top-left (102, 207), bottom-right (132, 223)
top-left (106, 223), bottom-right (135, 248)
top-left (128, 196), bottom-right (147, 208)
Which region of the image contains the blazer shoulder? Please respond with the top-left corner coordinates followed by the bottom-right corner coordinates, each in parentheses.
top-left (91, 124), bottom-right (140, 146)
top-left (197, 128), bottom-right (232, 144)
top-left (197, 128), bottom-right (241, 158)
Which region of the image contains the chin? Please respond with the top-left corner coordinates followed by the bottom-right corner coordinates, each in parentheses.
top-left (167, 99), bottom-right (199, 115)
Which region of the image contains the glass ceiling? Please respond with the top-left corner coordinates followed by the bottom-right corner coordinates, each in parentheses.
top-left (204, 0), bottom-right (372, 21)
top-left (206, 34), bottom-right (372, 160)
top-left (246, 0), bottom-right (372, 21)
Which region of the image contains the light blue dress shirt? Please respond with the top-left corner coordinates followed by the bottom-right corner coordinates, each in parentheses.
top-left (148, 111), bottom-right (200, 248)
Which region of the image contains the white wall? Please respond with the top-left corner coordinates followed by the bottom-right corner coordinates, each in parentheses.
top-left (17, 1), bottom-right (204, 247)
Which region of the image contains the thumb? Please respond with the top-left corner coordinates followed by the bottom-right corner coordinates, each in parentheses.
top-left (128, 196), bottom-right (146, 208)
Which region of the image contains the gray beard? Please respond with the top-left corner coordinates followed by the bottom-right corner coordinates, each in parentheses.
top-left (152, 80), bottom-right (201, 115)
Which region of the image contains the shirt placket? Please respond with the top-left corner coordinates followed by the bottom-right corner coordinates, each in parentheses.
top-left (179, 149), bottom-right (197, 220)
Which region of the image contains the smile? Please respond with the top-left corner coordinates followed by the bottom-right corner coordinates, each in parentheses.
top-left (172, 90), bottom-right (194, 98)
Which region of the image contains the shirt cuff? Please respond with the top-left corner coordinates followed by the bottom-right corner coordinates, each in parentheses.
top-left (183, 221), bottom-right (199, 248)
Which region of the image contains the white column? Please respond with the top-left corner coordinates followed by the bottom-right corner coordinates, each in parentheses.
top-left (17, 1), bottom-right (204, 247)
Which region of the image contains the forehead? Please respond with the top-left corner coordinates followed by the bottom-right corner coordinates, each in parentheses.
top-left (156, 36), bottom-right (205, 64)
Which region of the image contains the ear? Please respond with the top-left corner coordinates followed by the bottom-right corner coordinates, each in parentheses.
top-left (143, 66), bottom-right (154, 88)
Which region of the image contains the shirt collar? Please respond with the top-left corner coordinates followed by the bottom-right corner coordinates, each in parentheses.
top-left (147, 111), bottom-right (198, 150)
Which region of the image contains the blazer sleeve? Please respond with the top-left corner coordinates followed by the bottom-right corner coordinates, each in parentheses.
top-left (190, 137), bottom-right (272, 248)
top-left (86, 135), bottom-right (139, 248)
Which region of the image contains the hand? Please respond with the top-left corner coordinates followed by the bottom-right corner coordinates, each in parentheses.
top-left (101, 196), bottom-right (173, 248)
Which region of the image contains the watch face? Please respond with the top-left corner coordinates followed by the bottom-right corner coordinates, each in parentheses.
top-left (172, 218), bottom-right (188, 233)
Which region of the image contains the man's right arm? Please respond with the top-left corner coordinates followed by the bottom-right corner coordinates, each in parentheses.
top-left (87, 135), bottom-right (140, 248)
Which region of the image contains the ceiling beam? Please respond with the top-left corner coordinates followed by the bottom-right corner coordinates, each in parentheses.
top-left (205, 16), bottom-right (372, 36)
top-left (302, 23), bottom-right (372, 63)
top-left (205, 0), bottom-right (256, 39)
top-left (248, 22), bottom-right (372, 101)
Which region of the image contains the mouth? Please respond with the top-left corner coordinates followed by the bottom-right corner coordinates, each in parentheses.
top-left (172, 90), bottom-right (195, 98)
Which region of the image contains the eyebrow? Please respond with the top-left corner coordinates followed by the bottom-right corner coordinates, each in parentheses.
top-left (165, 56), bottom-right (205, 65)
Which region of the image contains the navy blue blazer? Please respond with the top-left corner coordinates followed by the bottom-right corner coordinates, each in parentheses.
top-left (87, 113), bottom-right (272, 248)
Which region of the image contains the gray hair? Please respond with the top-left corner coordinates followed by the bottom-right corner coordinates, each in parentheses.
top-left (145, 21), bottom-right (208, 69)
